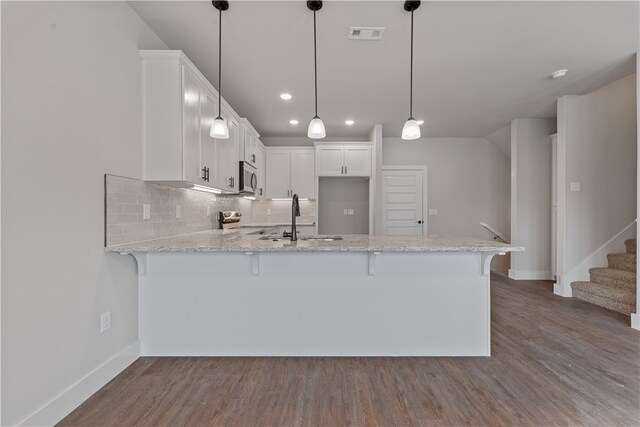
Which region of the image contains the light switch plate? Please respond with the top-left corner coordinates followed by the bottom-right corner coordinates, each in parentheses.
top-left (429, 209), bottom-right (438, 215)
top-left (570, 182), bottom-right (581, 192)
top-left (343, 209), bottom-right (348, 216)
top-left (176, 205), bottom-right (182, 218)
top-left (266, 209), bottom-right (271, 216)
top-left (143, 204), bottom-right (151, 220)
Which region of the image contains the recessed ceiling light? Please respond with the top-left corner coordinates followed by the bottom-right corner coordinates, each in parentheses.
top-left (417, 120), bottom-right (424, 125)
top-left (289, 119), bottom-right (299, 125)
top-left (280, 93), bottom-right (292, 100)
top-left (345, 120), bottom-right (354, 125)
top-left (550, 69), bottom-right (568, 79)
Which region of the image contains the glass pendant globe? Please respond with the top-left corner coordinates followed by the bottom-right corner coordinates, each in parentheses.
top-left (307, 116), bottom-right (326, 139)
top-left (210, 116), bottom-right (229, 139)
top-left (401, 118), bottom-right (421, 140)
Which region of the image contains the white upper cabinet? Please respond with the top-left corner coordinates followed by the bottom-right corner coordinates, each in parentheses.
top-left (316, 144), bottom-right (372, 177)
top-left (265, 148), bottom-right (315, 199)
top-left (240, 119), bottom-right (260, 167)
top-left (140, 50), bottom-right (241, 192)
top-left (256, 142), bottom-right (266, 198)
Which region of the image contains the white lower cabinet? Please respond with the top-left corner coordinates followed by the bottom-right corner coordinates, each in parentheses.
top-left (265, 148), bottom-right (315, 199)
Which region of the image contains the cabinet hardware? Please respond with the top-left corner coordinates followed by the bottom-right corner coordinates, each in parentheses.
top-left (202, 167), bottom-right (208, 181)
top-left (259, 188), bottom-right (263, 196)
top-left (416, 220), bottom-right (423, 224)
top-left (251, 153), bottom-right (256, 163)
top-left (229, 176), bottom-right (234, 188)
top-left (341, 166), bottom-right (344, 174)
top-left (206, 167), bottom-right (210, 182)
top-left (345, 166), bottom-right (347, 174)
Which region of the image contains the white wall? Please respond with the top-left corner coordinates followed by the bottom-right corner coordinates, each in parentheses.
top-left (509, 118), bottom-right (557, 280)
top-left (556, 73), bottom-right (637, 296)
top-left (382, 137), bottom-right (511, 273)
top-left (1, 2), bottom-right (166, 425)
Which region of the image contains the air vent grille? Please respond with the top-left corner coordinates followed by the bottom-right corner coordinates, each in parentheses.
top-left (348, 26), bottom-right (385, 41)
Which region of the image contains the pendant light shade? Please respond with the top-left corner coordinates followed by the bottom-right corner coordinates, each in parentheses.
top-left (402, 1), bottom-right (421, 141)
top-left (307, 1), bottom-right (325, 139)
top-left (402, 119), bottom-right (420, 140)
top-left (308, 116), bottom-right (326, 139)
top-left (211, 1), bottom-right (229, 139)
top-left (211, 116), bottom-right (229, 138)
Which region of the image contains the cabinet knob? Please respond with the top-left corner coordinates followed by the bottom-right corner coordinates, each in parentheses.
top-left (416, 220), bottom-right (423, 224)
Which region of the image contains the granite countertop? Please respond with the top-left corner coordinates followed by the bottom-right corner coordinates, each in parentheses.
top-left (106, 229), bottom-right (524, 253)
top-left (241, 222), bottom-right (315, 227)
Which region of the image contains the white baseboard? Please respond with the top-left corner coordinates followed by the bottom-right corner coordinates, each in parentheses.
top-left (17, 341), bottom-right (140, 427)
top-left (553, 282), bottom-right (573, 297)
top-left (632, 313), bottom-right (640, 330)
top-left (508, 269), bottom-right (554, 281)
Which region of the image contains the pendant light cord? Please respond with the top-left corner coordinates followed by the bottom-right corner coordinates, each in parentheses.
top-left (218, 7), bottom-right (222, 118)
top-left (313, 10), bottom-right (318, 118)
top-left (409, 9), bottom-right (414, 119)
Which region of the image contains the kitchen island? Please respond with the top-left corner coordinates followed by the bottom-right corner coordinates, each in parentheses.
top-left (108, 230), bottom-right (522, 357)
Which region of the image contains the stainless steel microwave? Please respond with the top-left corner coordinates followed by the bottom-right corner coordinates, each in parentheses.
top-left (238, 161), bottom-right (257, 194)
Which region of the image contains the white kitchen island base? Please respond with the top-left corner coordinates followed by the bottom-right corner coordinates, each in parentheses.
top-left (135, 250), bottom-right (501, 357)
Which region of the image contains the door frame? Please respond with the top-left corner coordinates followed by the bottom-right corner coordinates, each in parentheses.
top-left (381, 165), bottom-right (428, 236)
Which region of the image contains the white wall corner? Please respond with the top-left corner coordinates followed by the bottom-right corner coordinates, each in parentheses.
top-left (553, 281), bottom-right (573, 297)
top-left (17, 341), bottom-right (140, 427)
top-left (631, 313), bottom-right (640, 330)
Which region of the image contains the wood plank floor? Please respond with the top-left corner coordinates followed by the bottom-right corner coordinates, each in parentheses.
top-left (59, 275), bottom-right (640, 426)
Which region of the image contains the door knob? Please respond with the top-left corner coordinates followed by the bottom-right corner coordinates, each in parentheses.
top-left (416, 220), bottom-right (423, 224)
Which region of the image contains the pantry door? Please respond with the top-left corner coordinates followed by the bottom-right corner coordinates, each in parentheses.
top-left (382, 168), bottom-right (426, 236)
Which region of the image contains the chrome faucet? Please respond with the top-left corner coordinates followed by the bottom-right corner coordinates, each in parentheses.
top-left (283, 193), bottom-right (301, 241)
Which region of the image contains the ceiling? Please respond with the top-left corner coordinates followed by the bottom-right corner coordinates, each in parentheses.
top-left (129, 1), bottom-right (639, 138)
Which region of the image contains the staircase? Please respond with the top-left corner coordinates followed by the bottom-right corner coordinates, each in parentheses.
top-left (571, 239), bottom-right (637, 315)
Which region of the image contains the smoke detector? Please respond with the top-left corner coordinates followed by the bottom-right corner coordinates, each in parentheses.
top-left (348, 27), bottom-right (385, 41)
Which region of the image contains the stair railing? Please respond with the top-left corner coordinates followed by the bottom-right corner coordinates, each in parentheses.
top-left (480, 222), bottom-right (509, 243)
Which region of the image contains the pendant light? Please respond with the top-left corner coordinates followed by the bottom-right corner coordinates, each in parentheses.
top-left (210, 1), bottom-right (230, 139)
top-left (307, 1), bottom-right (326, 139)
top-left (402, 1), bottom-right (421, 140)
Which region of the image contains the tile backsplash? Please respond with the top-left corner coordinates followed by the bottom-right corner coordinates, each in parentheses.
top-left (105, 175), bottom-right (248, 246)
top-left (105, 175), bottom-right (316, 246)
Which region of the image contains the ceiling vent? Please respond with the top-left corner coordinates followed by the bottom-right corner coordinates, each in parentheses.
top-left (348, 27), bottom-right (385, 41)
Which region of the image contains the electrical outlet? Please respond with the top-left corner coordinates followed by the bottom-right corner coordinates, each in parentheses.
top-left (348, 209), bottom-right (354, 215)
top-left (176, 205), bottom-right (182, 218)
top-left (343, 209), bottom-right (348, 216)
top-left (100, 311), bottom-right (111, 333)
top-left (570, 182), bottom-right (581, 192)
top-left (429, 209), bottom-right (438, 216)
top-left (143, 204), bottom-right (151, 220)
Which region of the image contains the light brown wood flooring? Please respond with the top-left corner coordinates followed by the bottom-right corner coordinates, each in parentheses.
top-left (58, 275), bottom-right (640, 426)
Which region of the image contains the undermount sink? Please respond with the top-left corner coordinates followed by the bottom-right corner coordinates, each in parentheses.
top-left (258, 235), bottom-right (343, 242)
top-left (301, 235), bottom-right (343, 241)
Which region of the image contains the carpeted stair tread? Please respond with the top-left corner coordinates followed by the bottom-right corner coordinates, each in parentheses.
top-left (607, 253), bottom-right (636, 273)
top-left (589, 267), bottom-right (636, 289)
top-left (625, 239), bottom-right (636, 255)
top-left (571, 282), bottom-right (635, 315)
top-left (571, 281), bottom-right (635, 303)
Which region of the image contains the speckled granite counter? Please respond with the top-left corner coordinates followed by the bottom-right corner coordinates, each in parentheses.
top-left (106, 229), bottom-right (523, 253)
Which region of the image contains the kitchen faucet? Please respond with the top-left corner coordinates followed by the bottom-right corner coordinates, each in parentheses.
top-left (283, 193), bottom-right (301, 241)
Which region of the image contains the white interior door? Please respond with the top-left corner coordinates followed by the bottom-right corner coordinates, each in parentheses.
top-left (382, 169), bottom-right (425, 236)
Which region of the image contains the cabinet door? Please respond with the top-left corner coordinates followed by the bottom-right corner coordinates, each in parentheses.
top-left (257, 144), bottom-right (266, 197)
top-left (182, 67), bottom-right (204, 183)
top-left (290, 150), bottom-right (315, 199)
top-left (226, 109), bottom-right (240, 192)
top-left (317, 147), bottom-right (344, 176)
top-left (249, 134), bottom-right (259, 166)
top-left (200, 88), bottom-right (218, 187)
top-left (243, 127), bottom-right (253, 164)
top-left (344, 146), bottom-right (372, 176)
top-left (266, 150), bottom-right (291, 198)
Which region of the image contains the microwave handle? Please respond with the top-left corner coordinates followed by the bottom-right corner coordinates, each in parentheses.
top-left (250, 173), bottom-right (258, 191)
